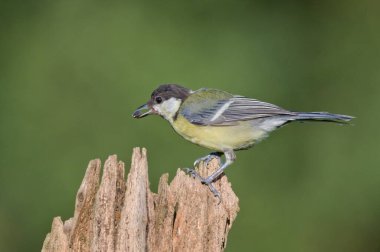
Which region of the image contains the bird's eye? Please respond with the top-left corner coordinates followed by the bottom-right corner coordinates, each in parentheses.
top-left (155, 96), bottom-right (163, 104)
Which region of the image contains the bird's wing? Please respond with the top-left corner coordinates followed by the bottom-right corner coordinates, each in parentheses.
top-left (181, 94), bottom-right (295, 126)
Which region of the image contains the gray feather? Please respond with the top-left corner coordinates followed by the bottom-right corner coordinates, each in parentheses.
top-left (293, 112), bottom-right (354, 123)
top-left (181, 95), bottom-right (295, 126)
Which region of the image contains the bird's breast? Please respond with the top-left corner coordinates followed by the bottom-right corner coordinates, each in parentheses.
top-left (171, 115), bottom-right (268, 151)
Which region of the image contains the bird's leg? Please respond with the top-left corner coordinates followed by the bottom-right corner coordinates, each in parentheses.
top-left (202, 150), bottom-right (235, 184)
top-left (193, 152), bottom-right (223, 168)
top-left (184, 150), bottom-right (236, 201)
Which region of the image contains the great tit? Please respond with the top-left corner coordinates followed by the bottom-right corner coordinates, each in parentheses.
top-left (133, 84), bottom-right (353, 199)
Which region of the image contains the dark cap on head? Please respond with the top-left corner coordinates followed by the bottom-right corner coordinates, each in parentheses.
top-left (151, 84), bottom-right (191, 101)
top-left (133, 84), bottom-right (191, 118)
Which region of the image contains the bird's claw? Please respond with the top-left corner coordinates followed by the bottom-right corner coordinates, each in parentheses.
top-left (206, 183), bottom-right (222, 204)
top-left (193, 153), bottom-right (221, 168)
top-left (183, 168), bottom-right (222, 204)
top-left (183, 168), bottom-right (203, 180)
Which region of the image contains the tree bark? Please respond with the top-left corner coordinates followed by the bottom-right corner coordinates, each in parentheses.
top-left (42, 147), bottom-right (239, 252)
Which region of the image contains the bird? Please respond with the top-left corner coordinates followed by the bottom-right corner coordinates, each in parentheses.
top-left (132, 84), bottom-right (353, 199)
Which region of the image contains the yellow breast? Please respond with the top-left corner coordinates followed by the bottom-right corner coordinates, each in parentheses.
top-left (171, 115), bottom-right (268, 151)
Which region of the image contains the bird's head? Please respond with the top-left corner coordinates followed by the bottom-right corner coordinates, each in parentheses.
top-left (132, 84), bottom-right (192, 123)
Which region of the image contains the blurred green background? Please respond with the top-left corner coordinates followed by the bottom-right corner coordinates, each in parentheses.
top-left (1, 0), bottom-right (379, 251)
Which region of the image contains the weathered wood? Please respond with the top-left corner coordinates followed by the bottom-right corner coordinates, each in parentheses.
top-left (42, 217), bottom-right (69, 252)
top-left (42, 148), bottom-right (239, 252)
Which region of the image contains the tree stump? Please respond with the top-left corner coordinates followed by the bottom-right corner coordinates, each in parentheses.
top-left (42, 147), bottom-right (240, 252)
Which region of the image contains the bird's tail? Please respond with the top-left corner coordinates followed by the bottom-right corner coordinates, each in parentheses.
top-left (293, 112), bottom-right (354, 124)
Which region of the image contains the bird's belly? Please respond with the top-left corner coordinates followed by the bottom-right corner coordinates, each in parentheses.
top-left (172, 116), bottom-right (268, 151)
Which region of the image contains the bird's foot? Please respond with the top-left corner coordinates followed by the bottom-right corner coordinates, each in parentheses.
top-left (182, 168), bottom-right (222, 204)
top-left (205, 183), bottom-right (222, 203)
top-left (182, 167), bottom-right (204, 180)
top-left (193, 152), bottom-right (221, 168)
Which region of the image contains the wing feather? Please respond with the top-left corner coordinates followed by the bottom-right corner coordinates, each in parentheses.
top-left (181, 93), bottom-right (295, 126)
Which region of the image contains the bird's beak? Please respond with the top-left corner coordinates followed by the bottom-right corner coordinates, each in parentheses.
top-left (132, 103), bottom-right (153, 118)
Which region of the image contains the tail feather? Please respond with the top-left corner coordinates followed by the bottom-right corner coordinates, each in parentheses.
top-left (294, 112), bottom-right (354, 124)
